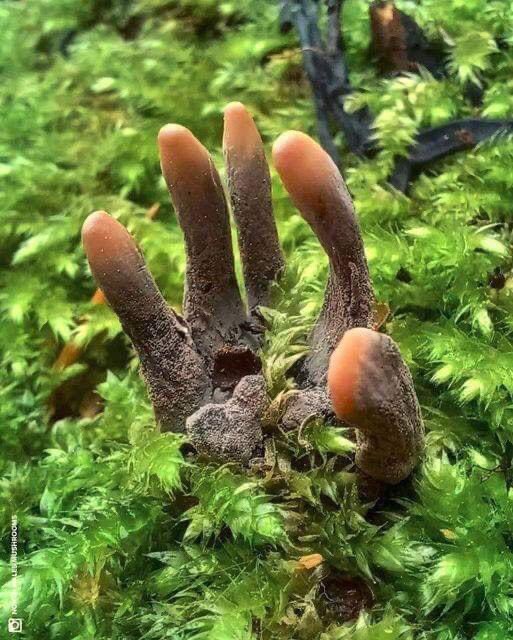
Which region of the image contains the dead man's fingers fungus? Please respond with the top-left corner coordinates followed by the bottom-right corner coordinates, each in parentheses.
top-left (273, 131), bottom-right (374, 386)
top-left (82, 211), bottom-right (209, 432)
top-left (328, 328), bottom-right (424, 484)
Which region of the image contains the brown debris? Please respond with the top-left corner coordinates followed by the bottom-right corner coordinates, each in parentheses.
top-left (317, 572), bottom-right (374, 624)
top-left (369, 1), bottom-right (446, 77)
top-left (455, 128), bottom-right (476, 147)
top-left (298, 553), bottom-right (324, 570)
top-left (370, 1), bottom-right (411, 74)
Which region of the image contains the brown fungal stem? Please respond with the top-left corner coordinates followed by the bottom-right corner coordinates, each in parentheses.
top-left (82, 211), bottom-right (209, 432)
top-left (328, 328), bottom-right (424, 484)
top-left (54, 203), bottom-right (159, 374)
top-left (273, 131), bottom-right (374, 386)
top-left (223, 102), bottom-right (284, 312)
top-left (273, 130), bottom-right (423, 483)
top-left (158, 125), bottom-right (248, 363)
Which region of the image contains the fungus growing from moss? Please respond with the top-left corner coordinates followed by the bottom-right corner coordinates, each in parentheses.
top-left (82, 102), bottom-right (424, 483)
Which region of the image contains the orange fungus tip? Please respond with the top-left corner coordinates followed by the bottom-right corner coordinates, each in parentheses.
top-left (157, 124), bottom-right (210, 182)
top-left (223, 101), bottom-right (260, 155)
top-left (82, 210), bottom-right (137, 271)
top-left (82, 210), bottom-right (118, 257)
top-left (272, 131), bottom-right (340, 219)
top-left (82, 210), bottom-right (110, 240)
top-left (223, 101), bottom-right (247, 119)
top-left (328, 327), bottom-right (378, 419)
top-left (157, 123), bottom-right (190, 148)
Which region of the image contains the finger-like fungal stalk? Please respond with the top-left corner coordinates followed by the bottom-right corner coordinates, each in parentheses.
top-left (81, 104), bottom-right (424, 481)
top-left (328, 327), bottom-right (424, 484)
top-left (82, 211), bottom-right (210, 432)
top-left (186, 375), bottom-right (268, 463)
top-left (158, 125), bottom-right (249, 361)
top-left (223, 102), bottom-right (284, 311)
top-left (273, 132), bottom-right (374, 386)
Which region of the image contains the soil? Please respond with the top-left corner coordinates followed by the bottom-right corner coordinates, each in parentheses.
top-left (317, 571), bottom-right (374, 624)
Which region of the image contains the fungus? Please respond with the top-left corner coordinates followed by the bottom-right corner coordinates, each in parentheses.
top-left (273, 131), bottom-right (374, 386)
top-left (82, 102), bottom-right (424, 483)
top-left (223, 102), bottom-right (284, 313)
top-left (82, 210), bottom-right (210, 432)
top-left (328, 328), bottom-right (423, 484)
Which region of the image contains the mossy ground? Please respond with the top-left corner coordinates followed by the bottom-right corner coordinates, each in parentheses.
top-left (2, 1), bottom-right (513, 638)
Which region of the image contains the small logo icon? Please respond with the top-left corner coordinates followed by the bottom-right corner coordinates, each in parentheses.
top-left (8, 618), bottom-right (23, 633)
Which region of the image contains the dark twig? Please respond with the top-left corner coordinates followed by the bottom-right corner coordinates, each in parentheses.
top-left (279, 0), bottom-right (372, 161)
top-left (280, 0), bottom-right (513, 191)
top-left (326, 0), bottom-right (343, 57)
top-left (389, 119), bottom-right (513, 191)
top-left (281, 0), bottom-right (340, 161)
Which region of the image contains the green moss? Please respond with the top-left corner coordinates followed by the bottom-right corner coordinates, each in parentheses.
top-left (2, 0), bottom-right (513, 637)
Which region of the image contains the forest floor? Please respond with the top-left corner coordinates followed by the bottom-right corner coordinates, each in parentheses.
top-left (2, 1), bottom-right (513, 638)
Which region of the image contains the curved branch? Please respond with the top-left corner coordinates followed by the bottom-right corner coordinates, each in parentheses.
top-left (280, 0), bottom-right (513, 191)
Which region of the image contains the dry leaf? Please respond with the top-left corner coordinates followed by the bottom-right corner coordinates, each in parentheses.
top-left (297, 553), bottom-right (324, 570)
